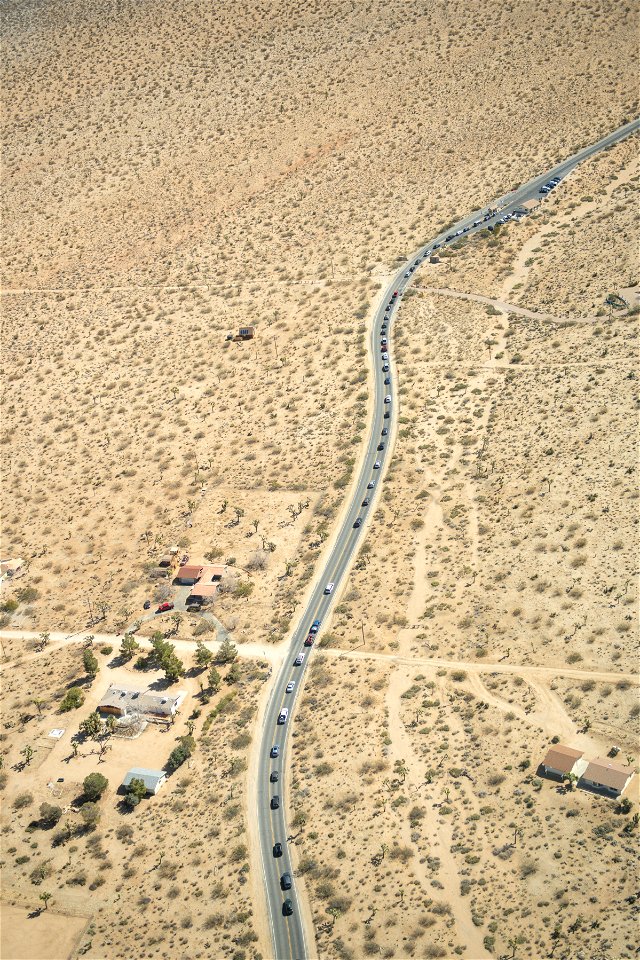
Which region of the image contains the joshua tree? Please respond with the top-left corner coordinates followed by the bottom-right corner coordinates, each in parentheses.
top-left (327, 907), bottom-right (341, 929)
top-left (252, 519), bottom-right (259, 533)
top-left (36, 632), bottom-right (50, 652)
top-left (21, 745), bottom-right (34, 766)
top-left (380, 843), bottom-right (389, 860)
top-left (393, 759), bottom-right (408, 784)
top-left (32, 698), bottom-right (46, 715)
top-left (513, 826), bottom-right (524, 847)
top-left (220, 499), bottom-right (228, 513)
top-left (39, 892), bottom-right (52, 911)
top-left (232, 506), bottom-right (245, 525)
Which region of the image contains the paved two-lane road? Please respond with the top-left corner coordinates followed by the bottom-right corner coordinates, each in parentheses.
top-left (255, 115), bottom-right (640, 960)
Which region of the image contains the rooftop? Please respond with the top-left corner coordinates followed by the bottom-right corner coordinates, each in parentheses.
top-left (176, 564), bottom-right (203, 579)
top-left (542, 744), bottom-right (583, 774)
top-left (582, 757), bottom-right (634, 792)
top-left (122, 768), bottom-right (166, 791)
top-left (98, 685), bottom-right (185, 716)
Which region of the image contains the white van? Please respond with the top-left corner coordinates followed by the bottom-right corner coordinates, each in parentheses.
top-left (278, 707), bottom-right (289, 725)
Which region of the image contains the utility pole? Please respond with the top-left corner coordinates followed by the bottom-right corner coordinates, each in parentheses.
top-left (360, 620), bottom-right (365, 646)
top-left (273, 337), bottom-right (279, 360)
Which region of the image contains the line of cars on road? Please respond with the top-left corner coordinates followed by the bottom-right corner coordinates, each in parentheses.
top-left (269, 618), bottom-right (322, 916)
top-left (267, 272), bottom-right (402, 922)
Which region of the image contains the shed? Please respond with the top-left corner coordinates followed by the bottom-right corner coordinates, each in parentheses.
top-left (122, 767), bottom-right (166, 795)
top-left (0, 558), bottom-right (24, 580)
top-left (158, 555), bottom-right (174, 568)
top-left (238, 325), bottom-right (255, 340)
top-left (541, 744), bottom-right (586, 779)
top-left (580, 758), bottom-right (634, 797)
top-left (175, 564), bottom-right (203, 585)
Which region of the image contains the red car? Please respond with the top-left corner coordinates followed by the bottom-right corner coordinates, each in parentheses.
top-left (304, 634), bottom-right (315, 647)
top-left (157, 601), bottom-right (174, 613)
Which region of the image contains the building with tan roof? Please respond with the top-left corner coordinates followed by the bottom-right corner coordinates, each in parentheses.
top-left (188, 582), bottom-right (218, 605)
top-left (580, 758), bottom-right (635, 797)
top-left (541, 744), bottom-right (587, 780)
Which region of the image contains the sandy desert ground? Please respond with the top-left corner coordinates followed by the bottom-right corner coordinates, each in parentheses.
top-left (2, 0), bottom-right (639, 958)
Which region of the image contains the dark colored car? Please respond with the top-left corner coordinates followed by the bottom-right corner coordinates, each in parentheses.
top-left (384, 411), bottom-right (390, 419)
top-left (384, 377), bottom-right (391, 384)
top-left (281, 872), bottom-right (292, 890)
top-left (362, 497), bottom-right (370, 507)
top-left (270, 745), bottom-right (280, 758)
top-left (271, 796), bottom-right (280, 810)
top-left (273, 843), bottom-right (283, 857)
top-left (445, 234), bottom-right (454, 241)
top-left (382, 364), bottom-right (390, 372)
top-left (283, 898), bottom-right (293, 915)
top-left (143, 600), bottom-right (151, 610)
top-left (270, 771), bottom-right (279, 783)
top-left (353, 518), bottom-right (362, 528)
top-left (381, 427), bottom-right (388, 435)
top-left (377, 443), bottom-right (385, 451)
top-left (433, 242), bottom-right (441, 249)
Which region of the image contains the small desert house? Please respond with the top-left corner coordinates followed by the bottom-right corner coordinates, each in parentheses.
top-left (98, 686), bottom-right (186, 719)
top-left (238, 325), bottom-right (255, 339)
top-left (580, 758), bottom-right (635, 797)
top-left (200, 564), bottom-right (226, 582)
top-left (175, 564), bottom-right (203, 585)
top-left (541, 744), bottom-right (587, 780)
top-left (122, 768), bottom-right (166, 795)
top-left (188, 582), bottom-right (218, 605)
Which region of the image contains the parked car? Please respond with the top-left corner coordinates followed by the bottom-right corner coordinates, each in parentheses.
top-left (270, 745), bottom-right (280, 758)
top-left (143, 600), bottom-right (151, 610)
top-left (271, 796), bottom-right (280, 810)
top-left (156, 601), bottom-right (174, 613)
top-left (273, 843), bottom-right (283, 857)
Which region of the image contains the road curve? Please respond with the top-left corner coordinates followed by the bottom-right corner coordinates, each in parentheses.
top-left (255, 115), bottom-right (640, 960)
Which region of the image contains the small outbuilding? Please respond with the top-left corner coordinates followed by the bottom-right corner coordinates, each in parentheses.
top-left (580, 758), bottom-right (635, 797)
top-left (175, 564), bottom-right (203, 585)
top-left (0, 558), bottom-right (25, 580)
top-left (238, 325), bottom-right (255, 340)
top-left (122, 768), bottom-right (167, 795)
top-left (541, 744), bottom-right (587, 780)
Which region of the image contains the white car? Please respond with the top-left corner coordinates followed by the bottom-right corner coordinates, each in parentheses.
top-left (286, 682), bottom-right (295, 693)
top-left (373, 461), bottom-right (381, 469)
top-left (324, 582), bottom-right (334, 595)
top-left (384, 395), bottom-right (391, 403)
